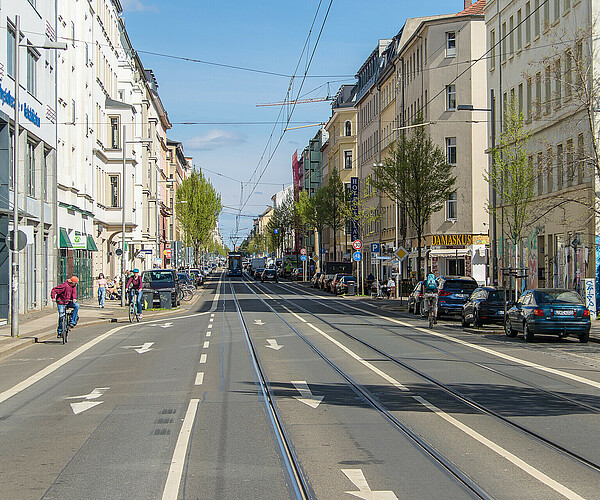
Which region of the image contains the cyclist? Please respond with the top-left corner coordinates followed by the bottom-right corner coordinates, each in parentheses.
top-left (424, 272), bottom-right (438, 324)
top-left (126, 268), bottom-right (144, 319)
top-left (51, 276), bottom-right (79, 337)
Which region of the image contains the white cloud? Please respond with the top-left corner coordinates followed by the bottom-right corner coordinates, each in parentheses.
top-left (120, 0), bottom-right (156, 12)
top-left (185, 130), bottom-right (247, 151)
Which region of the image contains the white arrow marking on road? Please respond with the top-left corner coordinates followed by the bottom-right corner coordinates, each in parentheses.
top-left (291, 381), bottom-right (323, 408)
top-left (161, 322), bottom-right (173, 329)
top-left (122, 342), bottom-right (154, 354)
top-left (66, 387), bottom-right (110, 415)
top-left (265, 339), bottom-right (283, 350)
top-left (342, 469), bottom-right (398, 500)
top-left (254, 319), bottom-right (265, 325)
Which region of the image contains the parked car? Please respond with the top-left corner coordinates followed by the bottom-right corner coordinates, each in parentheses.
top-left (408, 281), bottom-right (425, 315)
top-left (141, 269), bottom-right (181, 308)
top-left (261, 269), bottom-right (278, 282)
top-left (505, 288), bottom-right (591, 343)
top-left (311, 272), bottom-right (323, 288)
top-left (188, 269), bottom-right (204, 287)
top-left (321, 273), bottom-right (335, 291)
top-left (436, 276), bottom-right (479, 317)
top-left (253, 267), bottom-right (265, 280)
top-left (330, 273), bottom-right (351, 294)
top-left (291, 268), bottom-right (303, 281)
top-left (461, 287), bottom-right (514, 327)
top-left (336, 275), bottom-right (357, 295)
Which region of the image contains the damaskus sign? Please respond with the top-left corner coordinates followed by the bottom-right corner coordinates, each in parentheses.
top-left (431, 234), bottom-right (473, 246)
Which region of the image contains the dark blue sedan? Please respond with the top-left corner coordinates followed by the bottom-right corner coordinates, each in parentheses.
top-left (505, 288), bottom-right (591, 343)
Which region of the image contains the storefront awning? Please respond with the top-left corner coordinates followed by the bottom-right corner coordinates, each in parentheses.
top-left (87, 235), bottom-right (99, 251)
top-left (59, 228), bottom-right (73, 248)
top-left (429, 249), bottom-right (470, 258)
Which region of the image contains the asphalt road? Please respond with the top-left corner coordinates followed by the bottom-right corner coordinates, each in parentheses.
top-left (1, 271), bottom-right (600, 499)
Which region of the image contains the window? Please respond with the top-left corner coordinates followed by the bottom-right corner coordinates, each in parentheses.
top-left (554, 0), bottom-right (560, 20)
top-left (509, 16), bottom-right (514, 56)
top-left (554, 58), bottom-right (561, 106)
top-left (43, 148), bottom-right (50, 201)
top-left (447, 192), bottom-right (457, 220)
top-left (27, 141), bottom-right (35, 197)
top-left (27, 49), bottom-right (37, 95)
top-left (7, 23), bottom-right (15, 78)
top-left (502, 22), bottom-right (507, 62)
top-left (537, 151), bottom-right (544, 194)
top-left (71, 21), bottom-right (75, 48)
top-left (110, 116), bottom-right (120, 149)
top-left (577, 133), bottom-right (584, 183)
top-left (446, 137), bottom-right (457, 165)
top-left (424, 38), bottom-right (427, 65)
top-left (536, 72), bottom-right (542, 117)
top-left (517, 10), bottom-right (522, 50)
top-left (518, 83), bottom-right (524, 116)
top-left (345, 121), bottom-right (352, 136)
top-left (535, 0), bottom-right (540, 37)
top-left (110, 175), bottom-right (119, 207)
top-left (565, 49), bottom-right (572, 98)
top-left (8, 129), bottom-right (14, 187)
top-left (85, 42), bottom-right (89, 66)
top-left (547, 148), bottom-right (553, 192)
top-left (556, 144), bottom-right (563, 190)
top-left (525, 2), bottom-right (531, 44)
top-left (71, 99), bottom-right (76, 125)
top-left (545, 65), bottom-right (551, 114)
top-left (446, 32), bottom-right (456, 57)
top-left (565, 0), bottom-right (570, 10)
top-left (544, 0), bottom-right (550, 28)
top-left (490, 29), bottom-right (496, 70)
top-left (526, 78), bottom-right (532, 120)
top-left (566, 138), bottom-right (574, 186)
top-left (344, 150), bottom-right (353, 169)
top-left (85, 114), bottom-right (89, 138)
top-left (446, 85), bottom-right (456, 110)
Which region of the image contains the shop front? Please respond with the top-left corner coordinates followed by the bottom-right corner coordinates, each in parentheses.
top-left (58, 229), bottom-right (98, 299)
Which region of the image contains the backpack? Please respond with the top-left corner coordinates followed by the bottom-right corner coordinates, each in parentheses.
top-left (425, 274), bottom-right (437, 291)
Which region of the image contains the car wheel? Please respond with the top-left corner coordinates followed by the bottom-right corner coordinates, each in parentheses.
top-left (473, 310), bottom-right (481, 328)
top-left (505, 318), bottom-right (517, 337)
top-left (524, 322), bottom-right (534, 342)
top-left (461, 313), bottom-right (470, 327)
top-left (408, 302), bottom-right (413, 314)
top-left (579, 331), bottom-right (590, 343)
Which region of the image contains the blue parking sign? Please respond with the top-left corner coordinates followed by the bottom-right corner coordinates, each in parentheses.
top-left (371, 243), bottom-right (380, 253)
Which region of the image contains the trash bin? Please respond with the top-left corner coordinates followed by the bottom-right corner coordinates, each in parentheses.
top-left (142, 290), bottom-right (154, 310)
top-left (159, 291), bottom-right (172, 309)
top-left (347, 282), bottom-right (356, 295)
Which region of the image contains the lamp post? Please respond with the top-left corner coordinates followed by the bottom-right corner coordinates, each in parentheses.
top-left (11, 15), bottom-right (67, 336)
top-left (121, 126), bottom-right (151, 306)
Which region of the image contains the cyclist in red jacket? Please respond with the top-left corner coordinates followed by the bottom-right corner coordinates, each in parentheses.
top-left (51, 276), bottom-right (79, 336)
top-left (126, 268), bottom-right (144, 319)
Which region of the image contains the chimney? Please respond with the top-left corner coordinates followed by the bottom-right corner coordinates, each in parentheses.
top-left (464, 0), bottom-right (472, 9)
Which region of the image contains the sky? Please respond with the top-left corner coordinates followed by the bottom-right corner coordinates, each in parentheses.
top-left (119, 0), bottom-right (468, 250)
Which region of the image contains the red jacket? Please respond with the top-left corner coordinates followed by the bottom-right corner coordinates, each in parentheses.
top-left (51, 282), bottom-right (78, 305)
top-left (126, 276), bottom-right (143, 290)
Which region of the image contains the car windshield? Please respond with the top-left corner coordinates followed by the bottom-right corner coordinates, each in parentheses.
top-left (143, 271), bottom-right (174, 283)
top-left (178, 274), bottom-right (190, 281)
top-left (343, 277), bottom-right (356, 282)
top-left (443, 280), bottom-right (478, 293)
top-left (536, 290), bottom-right (583, 305)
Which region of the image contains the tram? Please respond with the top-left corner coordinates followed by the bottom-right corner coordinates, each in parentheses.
top-left (227, 251), bottom-right (243, 276)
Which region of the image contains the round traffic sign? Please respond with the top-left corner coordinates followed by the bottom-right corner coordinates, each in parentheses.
top-left (300, 248), bottom-right (306, 255)
top-left (352, 251), bottom-right (362, 262)
top-left (300, 254), bottom-right (307, 261)
top-left (352, 239), bottom-right (362, 251)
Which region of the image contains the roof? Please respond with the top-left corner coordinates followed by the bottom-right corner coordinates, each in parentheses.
top-left (455, 0), bottom-right (486, 16)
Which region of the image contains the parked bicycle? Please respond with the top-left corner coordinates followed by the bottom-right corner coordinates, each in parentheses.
top-left (179, 284), bottom-right (195, 302)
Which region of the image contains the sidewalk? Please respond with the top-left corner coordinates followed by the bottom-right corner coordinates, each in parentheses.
top-left (0, 290), bottom-right (206, 359)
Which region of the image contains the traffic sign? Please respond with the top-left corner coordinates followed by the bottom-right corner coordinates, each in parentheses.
top-left (352, 239), bottom-right (362, 251)
top-left (274, 228), bottom-right (279, 234)
top-left (300, 255), bottom-right (307, 262)
top-left (300, 248), bottom-right (307, 255)
top-left (353, 251), bottom-right (362, 262)
top-left (394, 246), bottom-right (408, 261)
top-left (7, 230), bottom-right (27, 251)
top-left (370, 243), bottom-right (380, 253)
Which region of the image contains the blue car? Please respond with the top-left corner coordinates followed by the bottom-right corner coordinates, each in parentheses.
top-left (436, 276), bottom-right (479, 316)
top-left (505, 288), bottom-right (591, 343)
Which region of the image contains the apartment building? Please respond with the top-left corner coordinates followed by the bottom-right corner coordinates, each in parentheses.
top-left (486, 0), bottom-right (597, 294)
top-left (0, 1), bottom-right (60, 318)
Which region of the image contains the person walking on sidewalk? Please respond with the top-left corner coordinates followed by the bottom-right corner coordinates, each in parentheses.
top-left (51, 276), bottom-right (79, 337)
top-left (126, 268), bottom-right (144, 319)
top-left (97, 273), bottom-right (107, 308)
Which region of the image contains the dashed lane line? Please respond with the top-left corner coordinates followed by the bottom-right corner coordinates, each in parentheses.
top-left (194, 372), bottom-right (204, 385)
top-left (199, 354), bottom-right (207, 364)
top-left (203, 341), bottom-right (210, 349)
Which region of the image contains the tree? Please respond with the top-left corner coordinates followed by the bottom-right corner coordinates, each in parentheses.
top-left (175, 169), bottom-right (222, 265)
top-left (266, 195), bottom-right (295, 256)
top-left (487, 97), bottom-right (534, 276)
top-left (321, 168), bottom-right (351, 260)
top-left (297, 188), bottom-right (328, 266)
top-left (372, 116), bottom-right (456, 280)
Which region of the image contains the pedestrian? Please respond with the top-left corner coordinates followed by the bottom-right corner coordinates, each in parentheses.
top-left (97, 273), bottom-right (107, 308)
top-left (386, 277), bottom-right (396, 299)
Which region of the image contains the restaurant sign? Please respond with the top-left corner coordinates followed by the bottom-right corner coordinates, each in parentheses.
top-left (432, 234), bottom-right (473, 246)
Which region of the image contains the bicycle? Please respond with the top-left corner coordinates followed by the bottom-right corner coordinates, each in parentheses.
top-left (59, 309), bottom-right (73, 344)
top-left (179, 284), bottom-right (195, 302)
top-left (128, 289), bottom-right (141, 323)
top-left (425, 293), bottom-right (437, 329)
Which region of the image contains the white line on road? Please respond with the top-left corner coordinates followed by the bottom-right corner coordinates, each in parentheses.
top-left (161, 399), bottom-right (200, 500)
top-left (209, 318), bottom-right (213, 323)
top-left (195, 373), bottom-right (204, 385)
top-left (280, 304), bottom-right (307, 323)
top-left (203, 341), bottom-right (210, 349)
top-left (199, 354), bottom-right (207, 364)
top-left (342, 469), bottom-right (398, 499)
top-left (207, 324), bottom-right (213, 329)
top-left (206, 331), bottom-right (211, 337)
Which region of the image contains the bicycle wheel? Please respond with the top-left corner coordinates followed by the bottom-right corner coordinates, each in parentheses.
top-left (63, 313), bottom-right (70, 344)
top-left (129, 303), bottom-right (135, 323)
top-left (182, 288), bottom-right (193, 301)
top-left (428, 309), bottom-right (434, 328)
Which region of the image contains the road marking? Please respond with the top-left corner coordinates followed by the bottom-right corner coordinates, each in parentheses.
top-left (161, 399), bottom-right (200, 500)
top-left (254, 319), bottom-right (265, 325)
top-left (205, 331), bottom-right (211, 337)
top-left (199, 354), bottom-right (207, 364)
top-left (265, 339), bottom-right (283, 350)
top-left (207, 324), bottom-right (213, 329)
top-left (292, 380), bottom-right (323, 408)
top-left (304, 318), bottom-right (583, 498)
top-left (263, 293), bottom-right (273, 300)
top-left (342, 469), bottom-right (398, 500)
top-left (66, 387), bottom-right (110, 415)
top-left (280, 304), bottom-right (307, 323)
top-left (161, 322), bottom-right (173, 329)
top-left (210, 313), bottom-right (214, 318)
top-left (209, 318), bottom-right (213, 323)
top-left (195, 372), bottom-right (204, 385)
top-left (122, 342), bottom-right (154, 354)
top-left (203, 341), bottom-right (210, 349)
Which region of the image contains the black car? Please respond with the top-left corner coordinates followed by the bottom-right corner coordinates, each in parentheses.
top-left (141, 269), bottom-right (181, 308)
top-left (436, 276), bottom-right (479, 316)
top-left (188, 269), bottom-right (204, 287)
top-left (336, 275), bottom-right (357, 295)
top-left (261, 269), bottom-right (278, 282)
top-left (408, 281), bottom-right (425, 315)
top-left (311, 272), bottom-right (323, 288)
top-left (177, 272), bottom-right (194, 285)
top-left (253, 267), bottom-right (264, 280)
top-left (461, 287), bottom-right (514, 327)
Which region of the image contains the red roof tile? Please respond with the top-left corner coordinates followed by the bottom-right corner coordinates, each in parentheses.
top-left (456, 0), bottom-right (486, 16)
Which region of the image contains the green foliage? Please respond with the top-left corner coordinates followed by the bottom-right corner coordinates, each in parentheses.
top-left (321, 168), bottom-right (351, 258)
top-left (175, 169), bottom-right (222, 264)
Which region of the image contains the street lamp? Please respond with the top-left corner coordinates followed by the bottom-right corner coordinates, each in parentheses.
top-left (457, 92), bottom-right (497, 285)
top-left (120, 125), bottom-right (151, 306)
top-left (11, 15), bottom-right (67, 337)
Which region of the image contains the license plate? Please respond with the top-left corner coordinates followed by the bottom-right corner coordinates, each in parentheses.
top-left (497, 310), bottom-right (504, 315)
top-left (456, 293), bottom-right (467, 298)
top-left (554, 309), bottom-right (574, 316)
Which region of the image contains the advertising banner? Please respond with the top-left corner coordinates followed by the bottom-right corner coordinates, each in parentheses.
top-left (292, 151), bottom-right (300, 201)
top-left (350, 177), bottom-right (359, 241)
